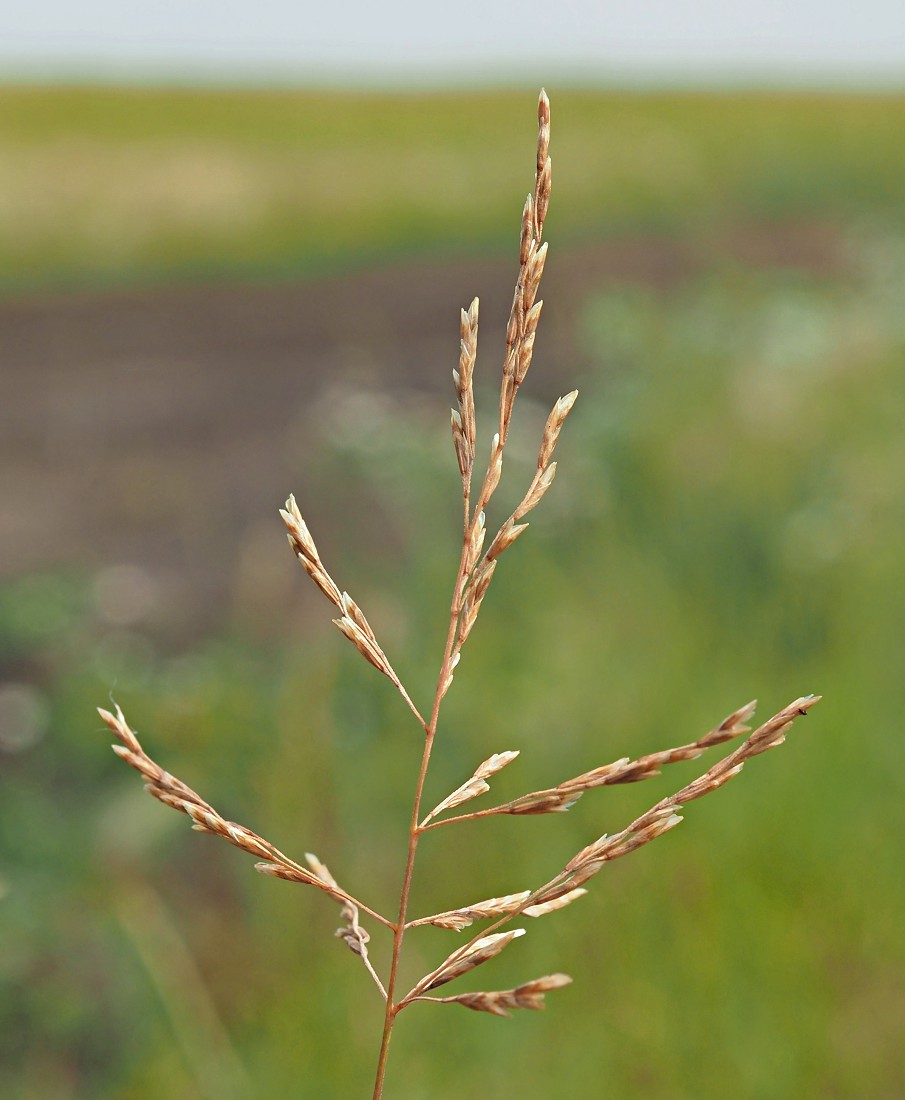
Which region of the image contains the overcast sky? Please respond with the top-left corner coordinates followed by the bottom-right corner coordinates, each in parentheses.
top-left (3, 0), bottom-right (904, 85)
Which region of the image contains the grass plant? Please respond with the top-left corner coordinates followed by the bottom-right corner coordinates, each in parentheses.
top-left (98, 91), bottom-right (819, 1099)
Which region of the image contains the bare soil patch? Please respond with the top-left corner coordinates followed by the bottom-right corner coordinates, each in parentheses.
top-left (0, 225), bottom-right (842, 640)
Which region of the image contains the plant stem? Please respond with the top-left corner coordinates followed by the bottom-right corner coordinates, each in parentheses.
top-left (371, 521), bottom-right (474, 1098)
top-left (371, 726), bottom-right (434, 1098)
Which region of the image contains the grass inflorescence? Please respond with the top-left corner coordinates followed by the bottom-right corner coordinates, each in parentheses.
top-left (98, 91), bottom-right (819, 1099)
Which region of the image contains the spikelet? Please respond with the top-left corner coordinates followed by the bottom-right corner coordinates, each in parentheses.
top-left (280, 494), bottom-right (343, 607)
top-left (437, 973), bottom-right (572, 1017)
top-left (451, 298), bottom-right (479, 484)
top-left (422, 892), bottom-right (532, 932)
top-left (415, 929), bottom-right (526, 994)
top-left (420, 885), bottom-right (587, 931)
top-left (422, 750), bottom-right (518, 825)
top-left (281, 499), bottom-right (423, 723)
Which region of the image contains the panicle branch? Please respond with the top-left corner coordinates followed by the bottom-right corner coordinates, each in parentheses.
top-left (424, 698), bottom-right (761, 826)
top-left (439, 91), bottom-right (571, 701)
top-left (419, 973), bottom-right (572, 1017)
top-left (280, 494), bottom-right (426, 728)
top-left (496, 91), bottom-right (551, 448)
top-left (460, 91), bottom-right (555, 527)
top-left (411, 885), bottom-right (587, 932)
top-left (402, 696), bottom-right (820, 999)
top-left (446, 379), bottom-right (579, 681)
top-left (537, 695), bottom-right (821, 903)
top-left (403, 929), bottom-right (526, 1002)
top-left (97, 705), bottom-right (394, 931)
top-left (303, 852), bottom-right (387, 999)
top-left (421, 749), bottom-right (519, 827)
top-left (412, 891), bottom-right (533, 932)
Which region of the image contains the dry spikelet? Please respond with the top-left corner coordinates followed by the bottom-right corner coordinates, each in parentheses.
top-left (255, 862), bottom-right (320, 886)
top-left (426, 777), bottom-right (490, 823)
top-left (415, 929), bottom-right (526, 995)
top-left (698, 698), bottom-right (758, 746)
top-left (507, 789), bottom-right (581, 815)
top-left (485, 518), bottom-right (529, 562)
top-left (456, 605), bottom-right (480, 651)
top-left (280, 494), bottom-right (343, 607)
top-left (452, 297), bottom-right (479, 482)
top-left (437, 650), bottom-right (461, 701)
top-left (333, 616), bottom-right (426, 726)
top-left (422, 885), bottom-right (587, 930)
top-left (519, 194), bottom-right (534, 264)
top-left (540, 811), bottom-right (685, 899)
top-left (514, 461), bottom-right (557, 520)
top-left (470, 559), bottom-right (497, 602)
top-left (464, 510), bottom-right (487, 574)
top-left (281, 500), bottom-right (424, 723)
top-left (422, 749), bottom-right (519, 825)
top-left (436, 973), bottom-right (572, 1017)
top-left (477, 435), bottom-right (504, 508)
top-left (307, 854), bottom-right (368, 954)
top-left (675, 763), bottom-right (745, 802)
top-left (473, 750), bottom-right (521, 781)
top-left (332, 614), bottom-right (391, 673)
top-left (450, 408), bottom-right (469, 482)
top-left (330, 596), bottom-right (426, 726)
top-left (303, 855), bottom-right (386, 997)
top-left (422, 892), bottom-right (533, 932)
top-left (522, 887), bottom-right (587, 919)
top-left (304, 851), bottom-right (338, 889)
top-left (534, 90), bottom-right (551, 231)
top-left (538, 390), bottom-right (579, 469)
top-left (455, 559), bottom-right (498, 650)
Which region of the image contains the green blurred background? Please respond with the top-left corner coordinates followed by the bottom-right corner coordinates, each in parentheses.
top-left (2, 83), bottom-right (905, 1099)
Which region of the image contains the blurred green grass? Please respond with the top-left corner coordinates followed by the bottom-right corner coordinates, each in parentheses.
top-left (3, 87), bottom-right (905, 1099)
top-left (3, 86), bottom-right (905, 291)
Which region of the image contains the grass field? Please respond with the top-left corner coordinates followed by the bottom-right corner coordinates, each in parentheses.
top-left (2, 86), bottom-right (905, 1099)
top-left (4, 86), bottom-right (905, 290)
